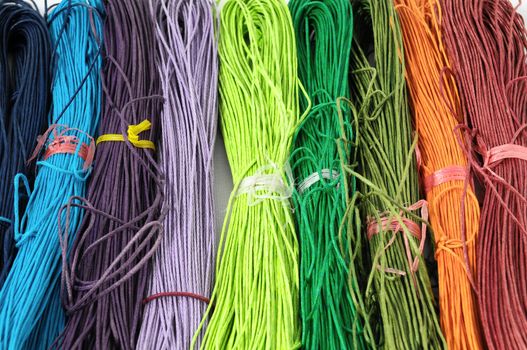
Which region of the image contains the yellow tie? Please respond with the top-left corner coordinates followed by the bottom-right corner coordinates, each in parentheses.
top-left (96, 119), bottom-right (155, 150)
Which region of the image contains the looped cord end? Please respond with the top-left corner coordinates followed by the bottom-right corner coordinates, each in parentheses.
top-left (0, 217), bottom-right (11, 225)
top-left (14, 231), bottom-right (37, 248)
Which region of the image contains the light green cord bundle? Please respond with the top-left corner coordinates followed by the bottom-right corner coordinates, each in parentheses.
top-left (192, 0), bottom-right (303, 348)
top-left (288, 0), bottom-right (374, 348)
top-left (345, 1), bottom-right (446, 349)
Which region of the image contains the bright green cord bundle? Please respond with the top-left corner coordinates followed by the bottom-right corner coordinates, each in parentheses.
top-left (193, 0), bottom-right (303, 348)
top-left (346, 1), bottom-right (446, 349)
top-left (288, 0), bottom-right (374, 348)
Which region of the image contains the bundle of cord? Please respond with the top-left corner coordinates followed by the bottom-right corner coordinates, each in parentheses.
top-left (136, 0), bottom-right (218, 348)
top-left (0, 0), bottom-right (50, 285)
top-left (394, 1), bottom-right (483, 348)
top-left (288, 0), bottom-right (374, 348)
top-left (192, 0), bottom-right (303, 348)
top-left (347, 0), bottom-right (445, 348)
top-left (0, 0), bottom-right (103, 348)
top-left (441, 0), bottom-right (527, 348)
top-left (57, 0), bottom-right (164, 348)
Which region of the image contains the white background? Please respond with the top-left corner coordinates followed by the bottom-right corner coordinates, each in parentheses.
top-left (35, 0), bottom-right (527, 234)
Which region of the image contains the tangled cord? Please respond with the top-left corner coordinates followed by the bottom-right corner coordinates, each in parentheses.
top-left (136, 0), bottom-right (218, 348)
top-left (441, 0), bottom-right (527, 348)
top-left (394, 0), bottom-right (483, 348)
top-left (57, 0), bottom-right (164, 348)
top-left (288, 0), bottom-right (374, 348)
top-left (192, 0), bottom-right (305, 348)
top-left (0, 0), bottom-right (50, 286)
top-left (348, 0), bottom-right (445, 348)
top-left (0, 0), bottom-right (103, 348)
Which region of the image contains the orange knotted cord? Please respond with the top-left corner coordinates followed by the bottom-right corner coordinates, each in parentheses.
top-left (394, 1), bottom-right (483, 349)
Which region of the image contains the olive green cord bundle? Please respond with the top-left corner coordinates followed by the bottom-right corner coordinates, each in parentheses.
top-left (192, 0), bottom-right (303, 348)
top-left (346, 1), bottom-right (445, 348)
top-left (288, 0), bottom-right (373, 348)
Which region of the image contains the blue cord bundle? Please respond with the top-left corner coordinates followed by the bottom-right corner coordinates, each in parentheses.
top-left (0, 0), bottom-right (51, 286)
top-left (0, 0), bottom-right (103, 348)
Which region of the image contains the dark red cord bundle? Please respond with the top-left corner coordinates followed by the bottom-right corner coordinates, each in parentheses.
top-left (441, 1), bottom-right (527, 348)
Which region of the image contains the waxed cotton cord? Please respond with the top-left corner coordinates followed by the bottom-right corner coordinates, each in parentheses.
top-left (346, 1), bottom-right (446, 348)
top-left (0, 0), bottom-right (103, 348)
top-left (441, 0), bottom-right (527, 348)
top-left (137, 0), bottom-right (218, 348)
top-left (288, 0), bottom-right (375, 348)
top-left (0, 0), bottom-right (51, 286)
top-left (56, 0), bottom-right (165, 347)
top-left (192, 0), bottom-right (305, 348)
top-left (395, 1), bottom-right (483, 348)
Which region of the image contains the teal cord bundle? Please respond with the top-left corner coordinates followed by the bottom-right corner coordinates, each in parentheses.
top-left (0, 0), bottom-right (103, 348)
top-left (288, 0), bottom-right (374, 348)
top-left (347, 1), bottom-right (445, 348)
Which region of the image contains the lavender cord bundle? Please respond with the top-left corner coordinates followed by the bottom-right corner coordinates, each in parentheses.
top-left (57, 0), bottom-right (164, 348)
top-left (137, 0), bottom-right (218, 348)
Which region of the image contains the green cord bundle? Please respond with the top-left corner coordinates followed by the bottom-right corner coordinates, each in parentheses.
top-left (347, 1), bottom-right (445, 348)
top-left (193, 0), bottom-right (303, 348)
top-left (288, 0), bottom-right (373, 348)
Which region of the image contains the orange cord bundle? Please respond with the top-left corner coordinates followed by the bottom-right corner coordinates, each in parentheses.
top-left (394, 1), bottom-right (483, 349)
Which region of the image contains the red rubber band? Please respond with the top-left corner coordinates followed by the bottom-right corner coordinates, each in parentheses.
top-left (43, 136), bottom-right (88, 160)
top-left (367, 215), bottom-right (421, 240)
top-left (142, 292), bottom-right (210, 305)
top-left (43, 135), bottom-right (94, 170)
top-left (485, 144), bottom-right (527, 166)
top-left (367, 200), bottom-right (428, 276)
top-left (28, 124), bottom-right (95, 170)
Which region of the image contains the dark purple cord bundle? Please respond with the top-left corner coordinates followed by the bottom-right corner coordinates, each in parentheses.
top-left (0, 0), bottom-right (50, 285)
top-left (57, 0), bottom-right (164, 348)
top-left (137, 0), bottom-right (217, 348)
